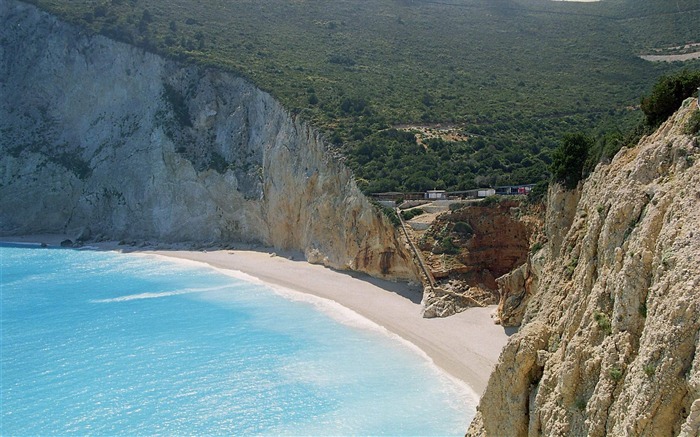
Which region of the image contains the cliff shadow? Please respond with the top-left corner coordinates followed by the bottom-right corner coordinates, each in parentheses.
top-left (334, 269), bottom-right (424, 305)
top-left (504, 326), bottom-right (518, 336)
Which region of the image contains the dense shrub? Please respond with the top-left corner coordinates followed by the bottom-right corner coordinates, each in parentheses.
top-left (162, 83), bottom-right (192, 127)
top-left (479, 195), bottom-right (506, 207)
top-left (400, 208), bottom-right (424, 221)
top-left (452, 221), bottom-right (473, 237)
top-left (526, 180), bottom-right (548, 204)
top-left (641, 70), bottom-right (700, 128)
top-left (27, 0), bottom-right (698, 198)
top-left (340, 97), bottom-right (369, 115)
top-left (436, 236), bottom-right (460, 255)
top-left (53, 151), bottom-right (92, 180)
top-left (609, 366), bottom-right (623, 382)
top-left (374, 203), bottom-right (400, 227)
top-left (328, 54), bottom-right (356, 66)
top-left (209, 151), bottom-right (229, 174)
top-left (594, 311), bottom-right (612, 335)
top-left (551, 132), bottom-right (593, 190)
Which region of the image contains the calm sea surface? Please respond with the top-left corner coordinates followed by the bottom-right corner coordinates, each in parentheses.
top-left (0, 244), bottom-right (475, 435)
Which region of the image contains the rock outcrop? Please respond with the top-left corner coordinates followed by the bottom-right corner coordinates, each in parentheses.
top-left (418, 200), bottom-right (541, 318)
top-left (0, 1), bottom-right (418, 281)
top-left (495, 261), bottom-right (531, 327)
top-left (468, 100), bottom-right (700, 436)
top-left (495, 190), bottom-right (575, 328)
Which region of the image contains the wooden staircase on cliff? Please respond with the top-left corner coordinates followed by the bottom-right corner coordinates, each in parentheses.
top-left (396, 206), bottom-right (488, 308)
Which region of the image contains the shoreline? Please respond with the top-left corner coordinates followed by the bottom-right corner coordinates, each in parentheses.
top-left (1, 234), bottom-right (512, 396)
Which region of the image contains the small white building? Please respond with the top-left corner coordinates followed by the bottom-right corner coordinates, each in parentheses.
top-left (425, 190), bottom-right (447, 200)
top-left (477, 188), bottom-right (496, 198)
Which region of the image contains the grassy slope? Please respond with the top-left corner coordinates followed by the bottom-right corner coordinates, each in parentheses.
top-left (24, 0), bottom-right (700, 191)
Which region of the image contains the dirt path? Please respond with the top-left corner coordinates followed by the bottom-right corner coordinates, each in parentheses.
top-left (640, 52), bottom-right (700, 62)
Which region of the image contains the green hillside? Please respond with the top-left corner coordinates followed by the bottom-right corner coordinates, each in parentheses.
top-left (25, 0), bottom-right (700, 191)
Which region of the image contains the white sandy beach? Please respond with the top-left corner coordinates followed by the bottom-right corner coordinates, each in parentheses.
top-left (2, 235), bottom-right (512, 396)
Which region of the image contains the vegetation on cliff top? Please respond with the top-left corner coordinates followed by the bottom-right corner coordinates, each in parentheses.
top-left (551, 133), bottom-right (593, 190)
top-left (550, 69), bottom-right (700, 191)
top-left (24, 0), bottom-right (700, 192)
top-left (641, 69), bottom-right (700, 127)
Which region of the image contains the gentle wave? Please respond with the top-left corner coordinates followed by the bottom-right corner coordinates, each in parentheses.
top-left (91, 284), bottom-right (236, 303)
top-left (142, 252), bottom-right (479, 401)
top-left (129, 252), bottom-right (267, 285)
top-left (265, 282), bottom-right (479, 401)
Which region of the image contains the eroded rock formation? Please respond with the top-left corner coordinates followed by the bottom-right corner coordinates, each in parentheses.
top-left (468, 100), bottom-right (700, 436)
top-left (419, 200), bottom-right (542, 318)
top-left (0, 1), bottom-right (418, 281)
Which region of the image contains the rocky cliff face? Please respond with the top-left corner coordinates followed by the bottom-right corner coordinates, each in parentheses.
top-left (0, 1), bottom-right (418, 281)
top-left (468, 100), bottom-right (700, 436)
top-left (417, 200), bottom-right (542, 318)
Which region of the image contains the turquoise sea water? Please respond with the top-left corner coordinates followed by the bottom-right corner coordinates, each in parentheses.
top-left (0, 244), bottom-right (475, 435)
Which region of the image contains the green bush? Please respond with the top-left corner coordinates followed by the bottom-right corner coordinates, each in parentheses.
top-left (585, 130), bottom-right (624, 173)
top-left (638, 302), bottom-right (647, 318)
top-left (565, 257), bottom-right (578, 278)
top-left (643, 363), bottom-right (656, 377)
top-left (527, 180), bottom-right (548, 205)
top-left (400, 208), bottom-right (424, 221)
top-left (209, 151), bottom-right (229, 174)
top-left (551, 132), bottom-right (593, 190)
top-left (609, 366), bottom-right (623, 382)
top-left (384, 208), bottom-right (401, 227)
top-left (480, 195), bottom-right (505, 207)
top-left (594, 311), bottom-right (612, 335)
top-left (641, 69), bottom-right (700, 128)
top-left (452, 221), bottom-right (473, 237)
top-left (372, 202), bottom-right (400, 227)
top-left (53, 151), bottom-right (92, 180)
top-left (437, 236), bottom-right (460, 255)
top-left (685, 110), bottom-right (700, 135)
top-left (163, 83), bottom-right (192, 127)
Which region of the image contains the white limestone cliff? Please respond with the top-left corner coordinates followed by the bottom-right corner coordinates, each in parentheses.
top-left (0, 1), bottom-right (418, 281)
top-left (468, 100), bottom-right (700, 436)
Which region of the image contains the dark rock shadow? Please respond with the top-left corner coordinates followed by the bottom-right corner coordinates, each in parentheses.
top-left (333, 269), bottom-right (424, 305)
top-left (504, 326), bottom-right (519, 336)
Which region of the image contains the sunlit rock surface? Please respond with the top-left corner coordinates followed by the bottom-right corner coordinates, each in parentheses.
top-left (468, 100), bottom-right (700, 436)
